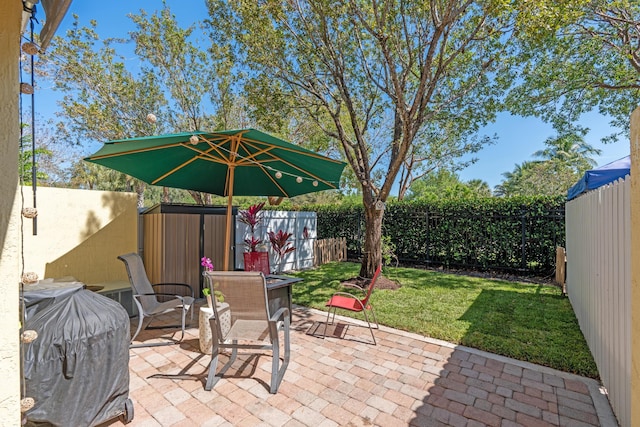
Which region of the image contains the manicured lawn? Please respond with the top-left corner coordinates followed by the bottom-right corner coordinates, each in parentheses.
top-left (291, 262), bottom-right (598, 379)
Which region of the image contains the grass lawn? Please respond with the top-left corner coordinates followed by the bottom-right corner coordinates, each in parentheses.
top-left (291, 262), bottom-right (598, 379)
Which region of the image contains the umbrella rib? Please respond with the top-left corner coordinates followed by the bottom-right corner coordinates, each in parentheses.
top-left (86, 142), bottom-right (184, 160)
top-left (150, 156), bottom-right (199, 185)
top-left (184, 136), bottom-right (232, 164)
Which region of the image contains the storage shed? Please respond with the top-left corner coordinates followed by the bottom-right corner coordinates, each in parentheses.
top-left (141, 204), bottom-right (236, 295)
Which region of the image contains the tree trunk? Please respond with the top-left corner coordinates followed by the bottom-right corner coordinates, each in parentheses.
top-left (359, 201), bottom-right (383, 278)
top-left (135, 182), bottom-right (145, 209)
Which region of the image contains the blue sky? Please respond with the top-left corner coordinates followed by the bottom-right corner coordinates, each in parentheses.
top-left (32, 1), bottom-right (631, 190)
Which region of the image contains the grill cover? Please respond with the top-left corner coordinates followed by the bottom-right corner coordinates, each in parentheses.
top-left (23, 284), bottom-right (131, 426)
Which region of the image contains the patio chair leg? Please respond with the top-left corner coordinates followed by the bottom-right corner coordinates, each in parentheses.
top-left (369, 306), bottom-right (379, 329)
top-left (270, 316), bottom-right (290, 393)
top-left (130, 314), bottom-right (145, 344)
top-left (178, 306), bottom-right (187, 342)
top-left (205, 342), bottom-right (221, 391)
top-left (271, 334), bottom-right (280, 393)
top-left (207, 342), bottom-right (240, 391)
top-left (362, 309), bottom-right (377, 346)
top-left (129, 314), bottom-right (179, 348)
top-left (322, 307), bottom-right (333, 339)
top-left (130, 299), bottom-right (148, 343)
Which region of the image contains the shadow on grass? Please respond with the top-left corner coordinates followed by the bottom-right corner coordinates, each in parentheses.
top-left (458, 288), bottom-right (598, 378)
top-left (291, 261), bottom-right (598, 378)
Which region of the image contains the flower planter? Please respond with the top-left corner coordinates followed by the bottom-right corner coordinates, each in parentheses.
top-left (243, 251), bottom-right (270, 276)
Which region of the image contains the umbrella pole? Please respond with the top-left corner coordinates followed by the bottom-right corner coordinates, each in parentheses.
top-left (223, 166), bottom-right (235, 271)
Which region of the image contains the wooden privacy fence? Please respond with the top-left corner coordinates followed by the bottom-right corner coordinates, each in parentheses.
top-left (566, 176), bottom-right (631, 427)
top-left (314, 237), bottom-right (347, 266)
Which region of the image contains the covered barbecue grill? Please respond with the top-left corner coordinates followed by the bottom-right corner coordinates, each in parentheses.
top-left (22, 280), bottom-right (133, 426)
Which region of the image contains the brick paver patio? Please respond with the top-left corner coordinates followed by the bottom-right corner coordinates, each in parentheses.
top-left (103, 303), bottom-right (617, 426)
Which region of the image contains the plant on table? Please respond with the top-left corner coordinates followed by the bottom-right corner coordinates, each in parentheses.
top-left (268, 230), bottom-right (296, 273)
top-left (201, 256), bottom-right (224, 305)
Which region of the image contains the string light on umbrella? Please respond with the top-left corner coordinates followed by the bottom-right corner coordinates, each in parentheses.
top-left (190, 135), bottom-right (335, 187)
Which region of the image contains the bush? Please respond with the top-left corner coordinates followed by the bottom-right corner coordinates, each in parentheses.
top-left (305, 196), bottom-right (565, 276)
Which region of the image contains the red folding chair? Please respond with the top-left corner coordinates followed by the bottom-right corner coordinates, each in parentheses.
top-left (323, 265), bottom-right (381, 345)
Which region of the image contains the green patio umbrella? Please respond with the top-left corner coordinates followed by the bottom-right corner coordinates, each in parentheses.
top-left (85, 129), bottom-right (346, 270)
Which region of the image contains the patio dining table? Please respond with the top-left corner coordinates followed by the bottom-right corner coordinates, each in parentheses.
top-left (265, 274), bottom-right (302, 321)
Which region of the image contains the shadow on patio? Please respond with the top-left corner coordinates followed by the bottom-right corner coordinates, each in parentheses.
top-left (101, 302), bottom-right (615, 426)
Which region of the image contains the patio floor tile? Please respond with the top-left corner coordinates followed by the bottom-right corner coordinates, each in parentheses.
top-left (98, 303), bottom-right (616, 427)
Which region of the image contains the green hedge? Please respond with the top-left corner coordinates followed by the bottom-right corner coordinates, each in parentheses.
top-left (308, 196), bottom-right (565, 276)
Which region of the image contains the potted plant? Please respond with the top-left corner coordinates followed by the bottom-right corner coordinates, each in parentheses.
top-left (200, 256), bottom-right (230, 354)
top-left (238, 202), bottom-right (270, 275)
top-left (200, 257), bottom-right (224, 308)
top-left (268, 230), bottom-right (296, 273)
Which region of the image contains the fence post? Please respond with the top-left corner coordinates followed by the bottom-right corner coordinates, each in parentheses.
top-left (521, 209), bottom-right (527, 270)
top-left (425, 210), bottom-right (430, 265)
top-left (555, 246), bottom-right (566, 294)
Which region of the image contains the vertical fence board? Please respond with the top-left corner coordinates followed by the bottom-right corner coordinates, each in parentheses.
top-left (566, 176), bottom-right (630, 427)
top-left (314, 237), bottom-right (347, 266)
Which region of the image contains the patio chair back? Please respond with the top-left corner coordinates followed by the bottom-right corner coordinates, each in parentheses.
top-left (118, 252), bottom-right (160, 312)
top-left (207, 271), bottom-right (271, 341)
top-left (361, 265), bottom-right (382, 307)
top-left (203, 271), bottom-right (290, 393)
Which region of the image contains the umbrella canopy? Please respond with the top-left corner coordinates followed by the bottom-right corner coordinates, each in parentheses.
top-left (85, 129), bottom-right (346, 269)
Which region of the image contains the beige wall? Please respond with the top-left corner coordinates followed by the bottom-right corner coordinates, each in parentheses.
top-left (0, 2), bottom-right (23, 425)
top-left (22, 186), bottom-right (138, 284)
top-left (631, 107), bottom-right (640, 427)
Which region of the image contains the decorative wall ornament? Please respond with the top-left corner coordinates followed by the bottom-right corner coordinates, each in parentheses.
top-left (21, 330), bottom-right (38, 343)
top-left (21, 272), bottom-right (38, 284)
top-left (20, 82), bottom-right (34, 95)
top-left (21, 42), bottom-right (38, 55)
top-left (20, 397), bottom-right (35, 413)
top-left (21, 207), bottom-right (37, 218)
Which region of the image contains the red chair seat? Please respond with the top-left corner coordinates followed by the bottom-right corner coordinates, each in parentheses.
top-left (325, 295), bottom-right (365, 312)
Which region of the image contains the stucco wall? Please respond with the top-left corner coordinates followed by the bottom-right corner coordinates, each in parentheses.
top-left (22, 187), bottom-right (138, 285)
top-left (0, 2), bottom-right (23, 425)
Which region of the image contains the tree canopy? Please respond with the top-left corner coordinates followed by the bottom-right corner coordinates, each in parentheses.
top-left (205, 0), bottom-right (516, 275)
top-left (495, 129), bottom-right (601, 197)
top-left (506, 0), bottom-right (640, 139)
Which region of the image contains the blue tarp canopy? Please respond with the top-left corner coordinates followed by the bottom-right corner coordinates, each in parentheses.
top-left (567, 155), bottom-right (630, 201)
